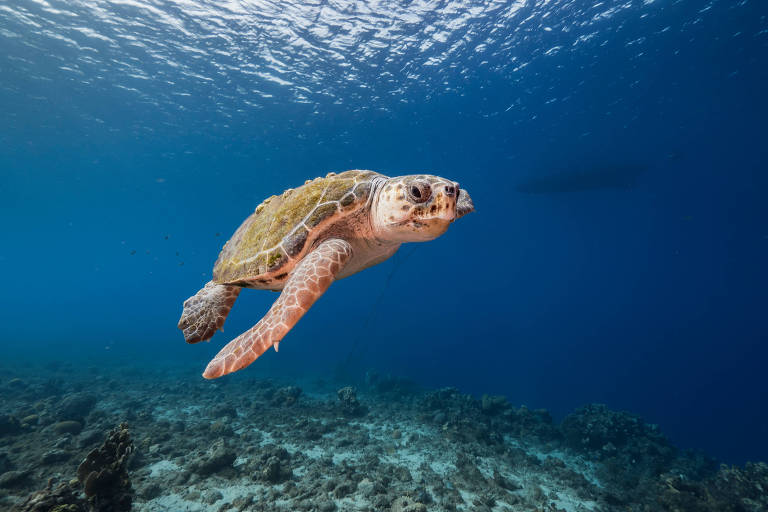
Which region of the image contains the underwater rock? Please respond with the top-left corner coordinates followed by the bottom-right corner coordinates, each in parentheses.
top-left (503, 405), bottom-right (558, 441)
top-left (271, 386), bottom-right (302, 407)
top-left (419, 387), bottom-right (502, 445)
top-left (560, 403), bottom-right (671, 456)
top-left (356, 478), bottom-right (377, 497)
top-left (562, 404), bottom-right (677, 505)
top-left (332, 481), bottom-right (354, 498)
top-left (190, 439), bottom-right (236, 476)
top-left (202, 489), bottom-right (223, 504)
top-left (56, 394), bottom-right (97, 422)
top-left (316, 500), bottom-right (336, 512)
top-left (39, 379), bottom-right (65, 398)
top-left (0, 469), bottom-right (31, 488)
top-left (13, 479), bottom-right (86, 512)
top-left (0, 452), bottom-right (13, 473)
top-left (454, 453), bottom-right (488, 489)
top-left (41, 449), bottom-right (71, 464)
top-left (76, 422), bottom-right (134, 512)
top-left (337, 386), bottom-right (366, 416)
top-left (658, 462), bottom-right (768, 511)
top-left (212, 404), bottom-right (238, 418)
top-left (4, 367), bottom-right (768, 512)
top-left (77, 428), bottom-right (104, 449)
top-left (420, 387), bottom-right (463, 411)
top-left (251, 444), bottom-right (292, 483)
top-left (480, 394), bottom-right (509, 415)
top-left (712, 462), bottom-right (768, 507)
top-left (21, 414), bottom-right (39, 427)
top-left (52, 421), bottom-right (83, 435)
top-left (296, 418), bottom-right (331, 441)
top-left (139, 482), bottom-right (162, 500)
top-left (0, 414), bottom-right (23, 437)
top-left (491, 468), bottom-right (521, 492)
top-left (7, 378), bottom-right (27, 389)
top-left (260, 456), bottom-right (288, 483)
top-left (231, 494), bottom-right (256, 509)
top-left (208, 419), bottom-right (234, 437)
top-left (391, 495), bottom-right (427, 512)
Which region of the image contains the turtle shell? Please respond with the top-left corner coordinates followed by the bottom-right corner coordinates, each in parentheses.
top-left (212, 170), bottom-right (382, 285)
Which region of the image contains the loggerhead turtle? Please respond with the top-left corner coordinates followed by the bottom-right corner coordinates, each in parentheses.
top-left (179, 170), bottom-right (474, 379)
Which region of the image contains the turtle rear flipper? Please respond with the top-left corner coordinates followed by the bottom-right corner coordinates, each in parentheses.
top-left (178, 281), bottom-right (241, 344)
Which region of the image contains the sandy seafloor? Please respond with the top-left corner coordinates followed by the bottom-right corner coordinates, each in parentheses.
top-left (1, 360), bottom-right (766, 512)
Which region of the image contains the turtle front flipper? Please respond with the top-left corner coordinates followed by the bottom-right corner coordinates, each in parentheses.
top-left (178, 281), bottom-right (241, 344)
top-left (202, 238), bottom-right (353, 379)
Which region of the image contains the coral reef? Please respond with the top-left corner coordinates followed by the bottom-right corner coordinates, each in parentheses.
top-left (14, 479), bottom-right (86, 512)
top-left (270, 385), bottom-right (302, 407)
top-left (336, 386), bottom-right (366, 416)
top-left (249, 444), bottom-right (292, 483)
top-left (8, 424), bottom-right (134, 512)
top-left (0, 362), bottom-right (765, 512)
top-left (76, 423), bottom-right (134, 512)
top-left (658, 462), bottom-right (768, 511)
top-left (189, 439), bottom-right (236, 477)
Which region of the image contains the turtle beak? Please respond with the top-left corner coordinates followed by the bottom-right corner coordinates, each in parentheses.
top-left (456, 188), bottom-right (474, 219)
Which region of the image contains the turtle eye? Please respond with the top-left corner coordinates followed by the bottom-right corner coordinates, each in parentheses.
top-left (408, 182), bottom-right (431, 203)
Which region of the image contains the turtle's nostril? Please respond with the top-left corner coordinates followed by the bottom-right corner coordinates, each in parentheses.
top-left (444, 185), bottom-right (456, 197)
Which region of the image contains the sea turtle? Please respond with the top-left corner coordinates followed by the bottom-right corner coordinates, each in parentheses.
top-left (179, 170), bottom-right (474, 379)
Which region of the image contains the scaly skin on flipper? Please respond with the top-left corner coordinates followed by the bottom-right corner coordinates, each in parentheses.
top-left (202, 239), bottom-right (353, 379)
top-left (178, 281), bottom-right (241, 343)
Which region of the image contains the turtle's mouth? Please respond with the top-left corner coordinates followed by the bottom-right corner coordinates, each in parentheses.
top-left (456, 189), bottom-right (474, 219)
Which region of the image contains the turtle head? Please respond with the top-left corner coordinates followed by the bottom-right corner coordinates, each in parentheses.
top-left (372, 175), bottom-right (474, 242)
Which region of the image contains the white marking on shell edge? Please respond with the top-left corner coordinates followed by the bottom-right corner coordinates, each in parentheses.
top-left (274, 342), bottom-right (279, 352)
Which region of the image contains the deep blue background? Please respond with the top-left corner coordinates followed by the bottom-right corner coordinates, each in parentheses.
top-left (2, 0), bottom-right (767, 464)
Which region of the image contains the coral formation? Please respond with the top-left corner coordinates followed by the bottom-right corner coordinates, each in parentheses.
top-left (189, 439), bottom-right (237, 477)
top-left (249, 444), bottom-right (292, 483)
top-left (76, 423), bottom-right (134, 512)
top-left (14, 479), bottom-right (86, 512)
top-left (270, 385), bottom-right (302, 407)
top-left (658, 462), bottom-right (768, 511)
top-left (337, 386), bottom-right (366, 416)
top-left (1, 363), bottom-right (766, 512)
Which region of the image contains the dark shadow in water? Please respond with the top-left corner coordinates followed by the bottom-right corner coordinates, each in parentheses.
top-left (516, 164), bottom-right (647, 194)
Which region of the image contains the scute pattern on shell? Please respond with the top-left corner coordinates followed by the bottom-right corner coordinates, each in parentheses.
top-left (213, 170), bottom-right (381, 283)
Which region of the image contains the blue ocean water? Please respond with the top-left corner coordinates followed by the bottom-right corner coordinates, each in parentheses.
top-left (1, 0), bottom-right (766, 472)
